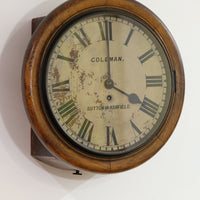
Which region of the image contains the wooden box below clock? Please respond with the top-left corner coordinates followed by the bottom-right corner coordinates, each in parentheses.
top-left (31, 129), bottom-right (82, 175)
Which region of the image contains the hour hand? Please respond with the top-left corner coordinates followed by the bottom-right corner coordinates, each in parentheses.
top-left (104, 79), bottom-right (141, 104)
top-left (113, 86), bottom-right (141, 104)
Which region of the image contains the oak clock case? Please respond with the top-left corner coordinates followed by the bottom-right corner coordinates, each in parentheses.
top-left (23, 0), bottom-right (185, 173)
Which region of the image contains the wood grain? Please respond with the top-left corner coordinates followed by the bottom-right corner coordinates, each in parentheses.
top-left (22, 0), bottom-right (185, 173)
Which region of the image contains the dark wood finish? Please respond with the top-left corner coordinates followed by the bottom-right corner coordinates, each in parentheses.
top-left (31, 128), bottom-right (52, 157)
top-left (22, 0), bottom-right (185, 173)
top-left (32, 17), bottom-right (45, 34)
top-left (31, 17), bottom-right (82, 174)
top-left (31, 17), bottom-right (56, 164)
top-left (31, 129), bottom-right (82, 171)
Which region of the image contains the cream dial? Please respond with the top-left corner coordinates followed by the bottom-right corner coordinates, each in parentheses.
top-left (45, 12), bottom-right (172, 155)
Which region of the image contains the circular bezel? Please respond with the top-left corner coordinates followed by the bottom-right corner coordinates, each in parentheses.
top-left (23, 0), bottom-right (185, 173)
top-left (41, 10), bottom-right (174, 157)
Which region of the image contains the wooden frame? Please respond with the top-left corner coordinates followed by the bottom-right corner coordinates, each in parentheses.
top-left (22, 0), bottom-right (185, 173)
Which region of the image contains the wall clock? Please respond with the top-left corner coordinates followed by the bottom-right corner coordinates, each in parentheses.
top-left (22, 0), bottom-right (185, 173)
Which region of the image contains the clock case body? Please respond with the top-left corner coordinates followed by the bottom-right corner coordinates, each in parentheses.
top-left (30, 17), bottom-right (83, 174)
top-left (22, 0), bottom-right (185, 173)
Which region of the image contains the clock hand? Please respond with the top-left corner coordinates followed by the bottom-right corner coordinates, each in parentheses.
top-left (104, 21), bottom-right (140, 105)
top-left (104, 79), bottom-right (141, 104)
top-left (105, 20), bottom-right (111, 79)
top-left (112, 85), bottom-right (142, 104)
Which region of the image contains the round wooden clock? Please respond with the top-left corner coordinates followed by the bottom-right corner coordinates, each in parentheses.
top-left (22, 0), bottom-right (184, 173)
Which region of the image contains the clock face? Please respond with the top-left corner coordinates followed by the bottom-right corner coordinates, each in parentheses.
top-left (43, 11), bottom-right (173, 156)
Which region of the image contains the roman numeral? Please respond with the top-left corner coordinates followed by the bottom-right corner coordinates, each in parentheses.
top-left (57, 55), bottom-right (74, 62)
top-left (139, 49), bottom-right (154, 64)
top-left (98, 21), bottom-right (113, 41)
top-left (78, 119), bottom-right (94, 142)
top-left (52, 80), bottom-right (70, 92)
top-left (146, 76), bottom-right (163, 87)
top-left (58, 100), bottom-right (78, 125)
top-left (124, 29), bottom-right (134, 46)
top-left (140, 97), bottom-right (159, 118)
top-left (106, 126), bottom-right (118, 146)
top-left (130, 120), bottom-right (142, 135)
top-left (74, 28), bottom-right (91, 47)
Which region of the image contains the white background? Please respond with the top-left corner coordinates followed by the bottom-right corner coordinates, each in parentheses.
top-left (0, 0), bottom-right (198, 199)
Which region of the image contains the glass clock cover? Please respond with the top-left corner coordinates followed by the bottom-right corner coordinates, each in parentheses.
top-left (43, 11), bottom-right (173, 156)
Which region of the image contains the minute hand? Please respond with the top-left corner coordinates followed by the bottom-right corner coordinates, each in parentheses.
top-left (113, 86), bottom-right (141, 104)
top-left (105, 20), bottom-right (111, 79)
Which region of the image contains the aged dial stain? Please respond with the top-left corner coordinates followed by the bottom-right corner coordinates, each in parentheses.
top-left (45, 12), bottom-right (172, 155)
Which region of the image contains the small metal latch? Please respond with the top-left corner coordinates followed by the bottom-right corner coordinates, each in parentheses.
top-left (73, 170), bottom-right (82, 175)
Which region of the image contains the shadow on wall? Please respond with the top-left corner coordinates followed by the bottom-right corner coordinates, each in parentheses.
top-left (0, 0), bottom-right (95, 182)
